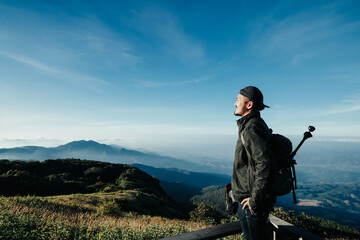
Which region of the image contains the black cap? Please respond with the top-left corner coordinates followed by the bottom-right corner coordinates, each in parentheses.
top-left (239, 86), bottom-right (270, 110)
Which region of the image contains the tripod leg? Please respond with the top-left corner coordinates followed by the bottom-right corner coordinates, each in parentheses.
top-left (292, 164), bottom-right (297, 189)
top-left (290, 165), bottom-right (297, 203)
top-left (292, 183), bottom-right (297, 204)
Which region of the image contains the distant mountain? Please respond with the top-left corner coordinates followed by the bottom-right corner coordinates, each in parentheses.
top-left (0, 140), bottom-right (230, 174)
top-left (286, 139), bottom-right (360, 184)
top-left (132, 164), bottom-right (231, 189)
top-left (132, 164), bottom-right (231, 209)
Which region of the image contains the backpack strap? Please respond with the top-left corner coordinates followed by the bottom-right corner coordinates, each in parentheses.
top-left (240, 132), bottom-right (255, 171)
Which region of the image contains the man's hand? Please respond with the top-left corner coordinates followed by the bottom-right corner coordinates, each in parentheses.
top-left (241, 198), bottom-right (255, 215)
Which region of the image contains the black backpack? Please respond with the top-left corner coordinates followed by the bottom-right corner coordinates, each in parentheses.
top-left (268, 132), bottom-right (294, 197)
top-left (241, 126), bottom-right (315, 204)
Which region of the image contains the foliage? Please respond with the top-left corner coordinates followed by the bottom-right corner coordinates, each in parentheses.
top-left (0, 158), bottom-right (186, 219)
top-left (191, 185), bottom-right (227, 216)
top-left (189, 203), bottom-right (223, 225)
top-left (96, 199), bottom-right (122, 217)
top-left (271, 207), bottom-right (360, 239)
top-left (0, 158), bottom-right (165, 199)
top-left (115, 167), bottom-right (163, 196)
top-left (0, 195), bottom-right (206, 240)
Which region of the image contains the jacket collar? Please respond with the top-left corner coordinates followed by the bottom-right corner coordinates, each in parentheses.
top-left (237, 110), bottom-right (260, 128)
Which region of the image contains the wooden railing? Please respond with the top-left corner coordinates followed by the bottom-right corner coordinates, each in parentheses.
top-left (160, 214), bottom-right (323, 240)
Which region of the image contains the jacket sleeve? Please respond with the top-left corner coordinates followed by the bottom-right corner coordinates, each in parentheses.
top-left (243, 123), bottom-right (271, 213)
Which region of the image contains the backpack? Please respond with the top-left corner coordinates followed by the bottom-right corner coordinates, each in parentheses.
top-left (240, 130), bottom-right (297, 203)
top-left (268, 132), bottom-right (295, 197)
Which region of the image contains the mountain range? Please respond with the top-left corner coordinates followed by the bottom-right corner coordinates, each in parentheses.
top-left (0, 140), bottom-right (231, 174)
top-left (2, 139), bottom-right (359, 185)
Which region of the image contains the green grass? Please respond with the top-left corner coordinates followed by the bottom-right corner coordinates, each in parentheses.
top-left (2, 194), bottom-right (359, 239)
top-left (0, 194), bottom-right (209, 240)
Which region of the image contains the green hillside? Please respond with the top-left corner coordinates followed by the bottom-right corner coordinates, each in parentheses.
top-left (0, 159), bottom-right (206, 239)
top-left (0, 158), bottom-right (183, 218)
top-left (1, 159), bottom-right (359, 239)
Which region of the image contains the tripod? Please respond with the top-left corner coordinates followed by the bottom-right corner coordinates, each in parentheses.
top-left (290, 126), bottom-right (315, 203)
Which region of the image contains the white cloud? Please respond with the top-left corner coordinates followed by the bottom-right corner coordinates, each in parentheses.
top-left (321, 105), bottom-right (360, 115)
top-left (0, 137), bottom-right (64, 148)
top-left (135, 80), bottom-right (169, 88)
top-left (320, 91), bottom-right (360, 115)
top-left (0, 51), bottom-right (55, 72)
top-left (0, 51), bottom-right (110, 91)
top-left (291, 52), bottom-right (318, 67)
top-left (131, 7), bottom-right (205, 62)
top-left (323, 63), bottom-right (360, 84)
top-left (250, 4), bottom-right (360, 56)
top-left (342, 91), bottom-right (360, 104)
top-left (135, 75), bottom-right (212, 88)
top-left (314, 137), bottom-right (360, 143)
top-left (0, 4), bottom-right (140, 73)
top-left (64, 17), bottom-right (140, 66)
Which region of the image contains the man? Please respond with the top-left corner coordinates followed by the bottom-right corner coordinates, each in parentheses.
top-left (232, 86), bottom-right (275, 240)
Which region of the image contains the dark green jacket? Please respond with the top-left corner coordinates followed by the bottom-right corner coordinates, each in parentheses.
top-left (232, 111), bottom-right (275, 214)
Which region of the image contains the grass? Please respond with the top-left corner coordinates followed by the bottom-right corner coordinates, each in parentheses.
top-left (0, 193), bottom-right (211, 240)
top-left (1, 193), bottom-right (358, 239)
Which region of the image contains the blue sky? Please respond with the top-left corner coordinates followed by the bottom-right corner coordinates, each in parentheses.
top-left (0, 0), bottom-right (359, 161)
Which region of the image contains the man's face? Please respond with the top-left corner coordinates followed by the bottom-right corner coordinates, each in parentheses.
top-left (234, 94), bottom-right (253, 116)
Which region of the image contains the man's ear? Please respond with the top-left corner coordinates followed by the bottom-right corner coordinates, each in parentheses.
top-left (247, 101), bottom-right (254, 110)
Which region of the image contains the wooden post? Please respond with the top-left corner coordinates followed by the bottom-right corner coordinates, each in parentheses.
top-left (269, 215), bottom-right (323, 240)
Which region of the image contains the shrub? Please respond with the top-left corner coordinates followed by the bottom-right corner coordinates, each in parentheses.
top-left (96, 199), bottom-right (122, 217)
top-left (84, 167), bottom-right (104, 180)
top-left (189, 203), bottom-right (223, 225)
top-left (47, 173), bottom-right (70, 182)
top-left (103, 184), bottom-right (118, 192)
